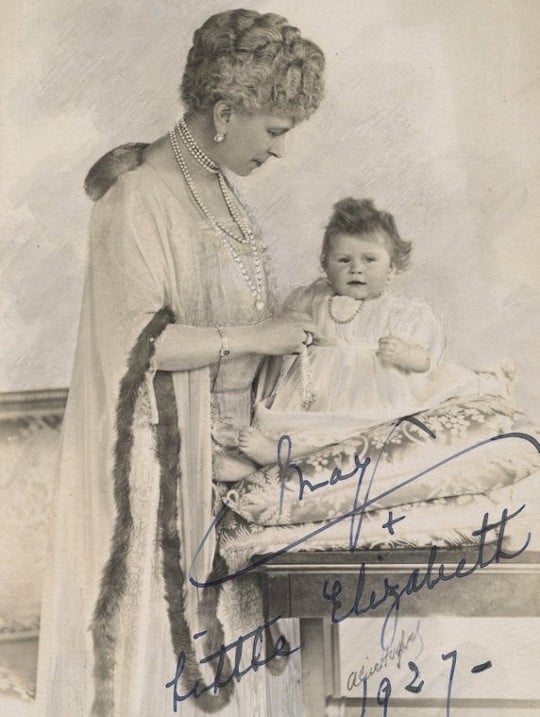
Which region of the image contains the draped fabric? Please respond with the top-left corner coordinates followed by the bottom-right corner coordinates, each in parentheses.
top-left (35, 145), bottom-right (300, 716)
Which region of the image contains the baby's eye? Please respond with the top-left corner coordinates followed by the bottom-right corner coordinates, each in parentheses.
top-left (364, 256), bottom-right (377, 263)
top-left (337, 257), bottom-right (350, 263)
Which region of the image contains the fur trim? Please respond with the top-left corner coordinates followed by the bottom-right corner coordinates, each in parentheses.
top-left (155, 371), bottom-right (234, 711)
top-left (90, 303), bottom-right (233, 714)
top-left (90, 306), bottom-right (175, 715)
top-left (84, 143), bottom-right (149, 201)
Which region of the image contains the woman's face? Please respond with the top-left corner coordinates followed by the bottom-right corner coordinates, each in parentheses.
top-left (219, 112), bottom-right (294, 176)
top-left (324, 231), bottom-right (393, 300)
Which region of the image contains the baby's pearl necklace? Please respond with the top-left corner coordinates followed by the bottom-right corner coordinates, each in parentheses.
top-left (169, 120), bottom-right (265, 311)
top-left (327, 294), bottom-right (364, 324)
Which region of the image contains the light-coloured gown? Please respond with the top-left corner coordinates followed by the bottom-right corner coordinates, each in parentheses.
top-left (255, 280), bottom-right (498, 447)
top-left (35, 143), bottom-right (300, 716)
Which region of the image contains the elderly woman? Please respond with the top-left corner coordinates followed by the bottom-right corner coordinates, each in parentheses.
top-left (36, 9), bottom-right (324, 717)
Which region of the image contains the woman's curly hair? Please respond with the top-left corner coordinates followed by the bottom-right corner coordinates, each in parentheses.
top-left (321, 198), bottom-right (412, 272)
top-left (180, 9), bottom-right (325, 121)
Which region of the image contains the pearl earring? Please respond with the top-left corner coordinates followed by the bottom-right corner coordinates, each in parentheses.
top-left (213, 131), bottom-right (225, 143)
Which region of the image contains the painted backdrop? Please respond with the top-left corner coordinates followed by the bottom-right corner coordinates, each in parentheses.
top-left (2, 0), bottom-right (539, 423)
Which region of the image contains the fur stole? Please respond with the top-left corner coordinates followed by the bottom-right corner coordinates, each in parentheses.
top-left (84, 143), bottom-right (149, 200)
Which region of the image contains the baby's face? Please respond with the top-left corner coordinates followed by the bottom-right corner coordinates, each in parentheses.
top-left (325, 231), bottom-right (393, 300)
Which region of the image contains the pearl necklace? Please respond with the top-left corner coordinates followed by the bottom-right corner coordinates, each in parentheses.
top-left (177, 118), bottom-right (219, 174)
top-left (170, 122), bottom-right (253, 243)
top-left (169, 123), bottom-right (266, 311)
top-left (175, 119), bottom-right (254, 244)
top-left (328, 294), bottom-right (364, 324)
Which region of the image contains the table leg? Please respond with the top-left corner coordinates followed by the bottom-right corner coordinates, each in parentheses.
top-left (300, 617), bottom-right (326, 716)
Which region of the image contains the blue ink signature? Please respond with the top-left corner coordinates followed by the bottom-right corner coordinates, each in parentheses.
top-left (322, 504), bottom-right (530, 650)
top-left (165, 615), bottom-right (299, 710)
top-left (188, 415), bottom-right (538, 588)
top-left (354, 647), bottom-right (496, 717)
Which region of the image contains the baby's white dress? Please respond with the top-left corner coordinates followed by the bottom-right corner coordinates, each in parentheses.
top-left (255, 281), bottom-right (492, 447)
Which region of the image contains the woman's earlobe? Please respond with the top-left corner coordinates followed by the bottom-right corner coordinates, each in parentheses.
top-left (212, 101), bottom-right (232, 142)
top-left (213, 100), bottom-right (233, 127)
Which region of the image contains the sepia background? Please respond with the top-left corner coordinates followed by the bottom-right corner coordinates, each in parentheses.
top-left (2, 0), bottom-right (539, 417)
top-left (1, 0), bottom-right (539, 712)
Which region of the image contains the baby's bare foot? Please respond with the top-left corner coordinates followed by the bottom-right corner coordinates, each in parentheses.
top-left (213, 451), bottom-right (258, 482)
top-left (238, 427), bottom-right (279, 466)
top-left (211, 422), bottom-right (240, 448)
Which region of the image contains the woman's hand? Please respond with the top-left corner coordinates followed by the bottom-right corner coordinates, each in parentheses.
top-left (377, 336), bottom-right (431, 372)
top-left (250, 311), bottom-right (317, 356)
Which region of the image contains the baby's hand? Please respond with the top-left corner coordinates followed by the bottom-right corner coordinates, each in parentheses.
top-left (377, 336), bottom-right (413, 368)
top-left (377, 336), bottom-right (430, 372)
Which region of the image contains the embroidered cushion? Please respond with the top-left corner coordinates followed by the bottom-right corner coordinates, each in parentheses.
top-left (224, 395), bottom-right (540, 526)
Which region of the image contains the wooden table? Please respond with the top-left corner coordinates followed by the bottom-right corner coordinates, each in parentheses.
top-left (255, 548), bottom-right (540, 716)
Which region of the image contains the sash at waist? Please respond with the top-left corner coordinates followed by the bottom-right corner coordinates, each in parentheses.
top-left (322, 339), bottom-right (379, 351)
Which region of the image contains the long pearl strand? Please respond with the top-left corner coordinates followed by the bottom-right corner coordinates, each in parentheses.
top-left (169, 121), bottom-right (266, 311)
top-left (299, 344), bottom-right (316, 409)
top-left (176, 118), bottom-right (254, 245)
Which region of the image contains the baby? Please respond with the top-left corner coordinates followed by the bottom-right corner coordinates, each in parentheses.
top-left (235, 197), bottom-right (508, 466)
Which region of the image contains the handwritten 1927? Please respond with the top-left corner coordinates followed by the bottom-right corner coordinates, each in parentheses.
top-left (167, 416), bottom-right (538, 708)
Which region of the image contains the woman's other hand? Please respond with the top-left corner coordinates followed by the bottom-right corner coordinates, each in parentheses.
top-left (252, 311), bottom-right (317, 355)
